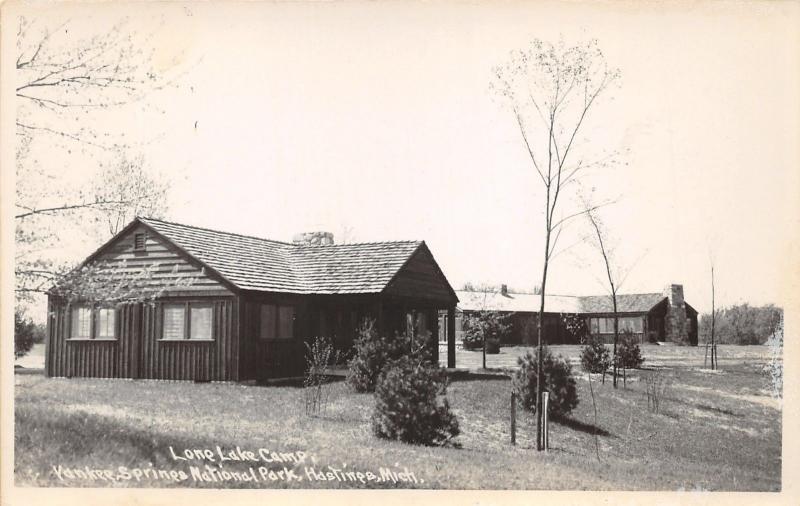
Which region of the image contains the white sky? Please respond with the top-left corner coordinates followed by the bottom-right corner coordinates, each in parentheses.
top-left (8, 1), bottom-right (800, 316)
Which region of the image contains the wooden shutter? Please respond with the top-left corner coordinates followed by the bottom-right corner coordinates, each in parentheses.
top-left (260, 304), bottom-right (277, 340)
top-left (278, 306), bottom-right (295, 339)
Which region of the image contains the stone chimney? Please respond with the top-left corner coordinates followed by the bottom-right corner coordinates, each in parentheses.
top-left (500, 284), bottom-right (509, 296)
top-left (663, 283), bottom-right (688, 343)
top-left (292, 231), bottom-right (334, 246)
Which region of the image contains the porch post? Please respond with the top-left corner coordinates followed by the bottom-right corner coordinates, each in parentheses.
top-left (447, 305), bottom-right (456, 368)
top-left (374, 299), bottom-right (384, 336)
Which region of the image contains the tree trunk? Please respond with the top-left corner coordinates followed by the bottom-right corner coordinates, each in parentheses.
top-left (536, 228), bottom-right (551, 452)
top-left (482, 334), bottom-right (487, 369)
top-left (711, 265), bottom-right (716, 370)
top-left (612, 293), bottom-right (619, 389)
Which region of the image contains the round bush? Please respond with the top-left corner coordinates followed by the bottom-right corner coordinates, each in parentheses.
top-left (617, 336), bottom-right (644, 369)
top-left (347, 321), bottom-right (414, 393)
top-left (461, 311), bottom-right (511, 351)
top-left (513, 346), bottom-right (578, 418)
top-left (461, 316), bottom-right (483, 350)
top-left (371, 356), bottom-right (460, 446)
top-left (580, 338), bottom-right (612, 374)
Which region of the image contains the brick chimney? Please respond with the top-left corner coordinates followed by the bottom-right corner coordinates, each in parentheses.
top-left (292, 231), bottom-right (334, 246)
top-left (663, 283), bottom-right (688, 343)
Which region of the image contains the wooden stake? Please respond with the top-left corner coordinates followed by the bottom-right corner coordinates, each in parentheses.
top-left (543, 391), bottom-right (550, 451)
top-left (510, 391), bottom-right (516, 445)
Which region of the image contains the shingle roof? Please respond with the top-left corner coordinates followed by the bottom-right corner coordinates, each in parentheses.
top-left (456, 289), bottom-right (666, 315)
top-left (139, 217), bottom-right (422, 294)
top-left (456, 290), bottom-right (584, 313)
top-left (577, 293), bottom-right (666, 314)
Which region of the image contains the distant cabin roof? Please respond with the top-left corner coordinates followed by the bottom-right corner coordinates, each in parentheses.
top-left (137, 217), bottom-right (431, 295)
top-left (456, 290), bottom-right (667, 315)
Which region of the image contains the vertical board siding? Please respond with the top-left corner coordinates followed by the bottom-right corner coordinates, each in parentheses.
top-left (46, 296), bottom-right (238, 381)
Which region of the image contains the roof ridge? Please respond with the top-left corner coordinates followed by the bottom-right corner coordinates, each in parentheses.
top-left (456, 290), bottom-right (584, 298)
top-left (138, 216), bottom-right (297, 247)
top-left (579, 292), bottom-right (664, 298)
top-left (139, 217), bottom-right (421, 248)
top-left (300, 239), bottom-right (421, 248)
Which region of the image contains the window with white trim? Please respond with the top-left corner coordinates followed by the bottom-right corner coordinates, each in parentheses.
top-left (162, 303), bottom-right (215, 340)
top-left (95, 308), bottom-right (117, 339)
top-left (70, 306), bottom-right (92, 339)
top-left (190, 305), bottom-right (213, 340)
top-left (69, 305), bottom-right (117, 340)
top-left (590, 316), bottom-right (643, 334)
top-left (163, 304), bottom-right (186, 340)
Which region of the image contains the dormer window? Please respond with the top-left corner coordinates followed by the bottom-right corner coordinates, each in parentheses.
top-left (133, 233), bottom-right (146, 251)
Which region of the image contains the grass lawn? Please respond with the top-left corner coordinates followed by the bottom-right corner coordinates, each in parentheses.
top-left (14, 345), bottom-right (781, 490)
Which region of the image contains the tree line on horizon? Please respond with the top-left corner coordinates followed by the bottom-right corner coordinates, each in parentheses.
top-left (699, 303), bottom-right (782, 346)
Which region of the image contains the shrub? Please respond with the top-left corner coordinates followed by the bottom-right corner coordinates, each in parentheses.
top-left (462, 310), bottom-right (511, 350)
top-left (347, 319), bottom-right (425, 393)
top-left (461, 325), bottom-right (483, 351)
top-left (513, 346), bottom-right (578, 417)
top-left (561, 313), bottom-right (589, 344)
top-left (15, 311), bottom-right (37, 359)
top-left (580, 338), bottom-right (612, 383)
top-left (617, 333), bottom-right (644, 388)
top-left (304, 336), bottom-right (338, 416)
top-left (617, 333), bottom-right (644, 370)
top-left (644, 369), bottom-right (672, 414)
top-left (485, 337), bottom-right (500, 354)
top-left (371, 355), bottom-right (460, 446)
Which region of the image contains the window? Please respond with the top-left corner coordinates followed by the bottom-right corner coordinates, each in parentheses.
top-left (69, 305), bottom-right (117, 340)
top-left (590, 316), bottom-right (643, 334)
top-left (190, 305), bottom-right (213, 340)
top-left (162, 303), bottom-right (215, 340)
top-left (163, 304), bottom-right (186, 340)
top-left (70, 306), bottom-right (92, 339)
top-left (260, 304), bottom-right (295, 339)
top-left (95, 308), bottom-right (117, 339)
top-left (133, 233), bottom-right (146, 251)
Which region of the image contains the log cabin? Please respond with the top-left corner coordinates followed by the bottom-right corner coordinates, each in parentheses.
top-left (45, 217), bottom-right (460, 382)
top-left (441, 284), bottom-right (698, 346)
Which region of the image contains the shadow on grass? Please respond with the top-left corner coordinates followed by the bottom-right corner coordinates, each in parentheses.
top-left (14, 367), bottom-right (44, 376)
top-left (552, 415), bottom-right (611, 437)
top-left (445, 370), bottom-right (512, 382)
top-left (255, 376), bottom-right (346, 388)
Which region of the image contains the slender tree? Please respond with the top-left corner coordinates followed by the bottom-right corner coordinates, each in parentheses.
top-left (710, 257), bottom-right (718, 370)
top-left (580, 193), bottom-right (644, 388)
top-left (461, 284), bottom-right (511, 368)
top-left (493, 39), bottom-right (620, 449)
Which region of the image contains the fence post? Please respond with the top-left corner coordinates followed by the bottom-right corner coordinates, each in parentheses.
top-left (542, 391), bottom-right (550, 451)
top-left (510, 390), bottom-right (516, 445)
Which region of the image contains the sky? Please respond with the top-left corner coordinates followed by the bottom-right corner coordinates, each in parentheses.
top-left (6, 1), bottom-right (800, 317)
